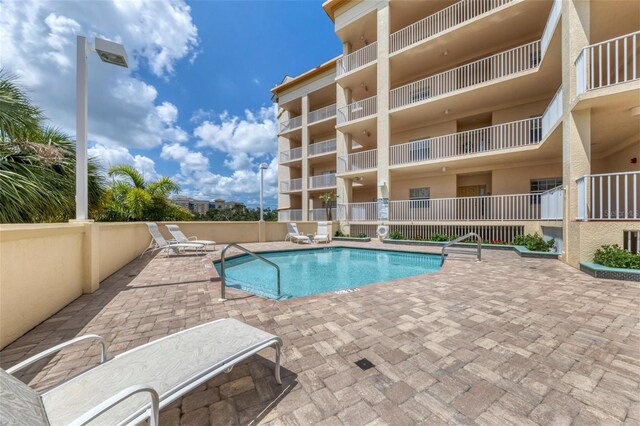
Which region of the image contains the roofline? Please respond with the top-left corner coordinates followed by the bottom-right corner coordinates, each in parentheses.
top-left (322, 0), bottom-right (349, 21)
top-left (271, 55), bottom-right (341, 94)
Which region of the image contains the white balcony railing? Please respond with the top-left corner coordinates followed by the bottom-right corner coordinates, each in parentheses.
top-left (541, 0), bottom-right (562, 56)
top-left (278, 209), bottom-right (303, 222)
top-left (279, 115), bottom-right (302, 133)
top-left (390, 118), bottom-right (542, 166)
top-left (390, 0), bottom-right (514, 53)
top-left (389, 194), bottom-right (541, 221)
top-left (577, 172), bottom-right (639, 220)
top-left (279, 147), bottom-right (302, 163)
top-left (309, 139), bottom-right (336, 156)
top-left (338, 203), bottom-right (378, 221)
top-left (309, 104), bottom-right (336, 124)
top-left (280, 178), bottom-right (302, 192)
top-left (309, 174), bottom-right (337, 189)
top-left (337, 42), bottom-right (377, 76)
top-left (541, 86), bottom-right (563, 137)
top-left (337, 96), bottom-right (377, 125)
top-left (338, 149), bottom-right (378, 173)
top-left (576, 31), bottom-right (640, 95)
top-left (390, 40), bottom-right (541, 109)
top-left (540, 185), bottom-right (564, 220)
top-left (309, 208), bottom-right (337, 221)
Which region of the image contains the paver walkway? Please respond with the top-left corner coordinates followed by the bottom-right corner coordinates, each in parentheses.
top-left (2, 241), bottom-right (639, 425)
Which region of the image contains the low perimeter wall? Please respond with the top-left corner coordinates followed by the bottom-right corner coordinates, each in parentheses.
top-left (0, 220), bottom-right (330, 349)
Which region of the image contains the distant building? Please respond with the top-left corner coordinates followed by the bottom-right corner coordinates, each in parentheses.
top-left (172, 197), bottom-right (240, 215)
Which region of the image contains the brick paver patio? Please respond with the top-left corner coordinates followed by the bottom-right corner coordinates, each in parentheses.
top-left (2, 241), bottom-right (639, 425)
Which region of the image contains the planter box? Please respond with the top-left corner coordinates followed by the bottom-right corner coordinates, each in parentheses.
top-left (580, 262), bottom-right (640, 282)
top-left (333, 236), bottom-right (371, 242)
top-left (382, 239), bottom-right (559, 259)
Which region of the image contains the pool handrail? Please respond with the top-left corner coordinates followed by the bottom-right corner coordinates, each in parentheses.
top-left (442, 232), bottom-right (482, 262)
top-left (219, 243), bottom-right (281, 301)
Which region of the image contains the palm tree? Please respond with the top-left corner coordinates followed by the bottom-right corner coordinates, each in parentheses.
top-left (99, 164), bottom-right (192, 221)
top-left (319, 192), bottom-right (338, 221)
top-left (0, 72), bottom-right (105, 223)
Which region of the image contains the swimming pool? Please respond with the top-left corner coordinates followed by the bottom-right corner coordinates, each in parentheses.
top-left (213, 247), bottom-right (443, 299)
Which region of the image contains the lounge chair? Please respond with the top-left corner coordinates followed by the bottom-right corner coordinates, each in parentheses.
top-left (1, 318), bottom-right (282, 426)
top-left (166, 224), bottom-right (216, 251)
top-left (142, 222), bottom-right (205, 257)
top-left (285, 223), bottom-right (311, 244)
top-left (313, 221), bottom-right (330, 244)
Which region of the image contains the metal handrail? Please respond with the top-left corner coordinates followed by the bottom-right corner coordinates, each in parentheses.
top-left (442, 232), bottom-right (482, 262)
top-left (219, 243), bottom-right (281, 301)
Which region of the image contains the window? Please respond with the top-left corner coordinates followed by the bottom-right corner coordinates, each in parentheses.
top-left (411, 88), bottom-right (430, 103)
top-left (530, 115), bottom-right (542, 142)
top-left (410, 138), bottom-right (431, 162)
top-left (530, 177), bottom-right (562, 193)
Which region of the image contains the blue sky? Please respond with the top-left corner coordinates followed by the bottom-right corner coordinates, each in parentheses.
top-left (0, 0), bottom-right (341, 207)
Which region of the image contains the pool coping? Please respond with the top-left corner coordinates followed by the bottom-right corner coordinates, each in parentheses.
top-left (381, 239), bottom-right (560, 259)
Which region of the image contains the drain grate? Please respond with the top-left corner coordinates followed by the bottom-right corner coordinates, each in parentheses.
top-left (355, 358), bottom-right (375, 371)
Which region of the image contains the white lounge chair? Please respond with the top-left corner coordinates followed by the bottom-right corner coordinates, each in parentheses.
top-left (142, 222), bottom-right (205, 257)
top-left (1, 318), bottom-right (282, 426)
top-left (166, 224), bottom-right (216, 251)
top-left (313, 221), bottom-right (330, 244)
top-left (285, 223), bottom-right (311, 244)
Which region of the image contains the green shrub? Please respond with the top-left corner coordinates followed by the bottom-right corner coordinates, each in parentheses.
top-left (512, 233), bottom-right (555, 252)
top-left (430, 233), bottom-right (458, 242)
top-left (353, 233), bottom-right (368, 238)
top-left (593, 245), bottom-right (640, 269)
top-left (388, 230), bottom-right (405, 240)
top-left (334, 230), bottom-right (345, 237)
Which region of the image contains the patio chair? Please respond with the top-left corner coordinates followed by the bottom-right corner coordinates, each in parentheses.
top-left (284, 223), bottom-right (311, 244)
top-left (166, 224), bottom-right (216, 251)
top-left (142, 222), bottom-right (205, 257)
top-left (1, 318), bottom-right (282, 426)
top-left (313, 221), bottom-right (330, 244)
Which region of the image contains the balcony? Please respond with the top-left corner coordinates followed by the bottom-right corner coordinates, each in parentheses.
top-left (390, 40), bottom-right (542, 110)
top-left (576, 31), bottom-right (640, 95)
top-left (309, 139), bottom-right (336, 157)
top-left (338, 149), bottom-right (378, 173)
top-left (336, 42), bottom-right (377, 77)
top-left (309, 208), bottom-right (337, 221)
top-left (390, 0), bottom-right (515, 54)
top-left (337, 96), bottom-right (377, 125)
top-left (278, 209), bottom-right (303, 222)
top-left (540, 185), bottom-right (564, 220)
top-left (308, 174), bottom-right (336, 190)
top-left (308, 104), bottom-right (336, 124)
top-left (280, 178), bottom-right (302, 193)
top-left (338, 202), bottom-right (378, 222)
top-left (279, 115), bottom-right (302, 134)
top-left (279, 147), bottom-right (302, 164)
top-left (577, 172), bottom-right (639, 220)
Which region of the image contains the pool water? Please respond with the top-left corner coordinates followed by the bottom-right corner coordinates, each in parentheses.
top-left (213, 247), bottom-right (443, 299)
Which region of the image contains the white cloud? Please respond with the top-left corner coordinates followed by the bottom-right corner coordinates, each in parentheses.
top-left (252, 78), bottom-right (260, 86)
top-left (89, 143), bottom-right (160, 182)
top-left (160, 143), bottom-right (209, 175)
top-left (0, 0), bottom-right (198, 149)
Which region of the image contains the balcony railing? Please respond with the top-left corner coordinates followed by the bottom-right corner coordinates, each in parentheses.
top-left (309, 104), bottom-right (336, 124)
top-left (279, 147), bottom-right (302, 163)
top-left (278, 209), bottom-right (303, 222)
top-left (576, 31), bottom-right (640, 95)
top-left (577, 172), bottom-right (639, 220)
top-left (309, 174), bottom-right (337, 189)
top-left (280, 178), bottom-right (302, 192)
top-left (390, 40), bottom-right (541, 109)
top-left (540, 185), bottom-right (564, 220)
top-left (338, 203), bottom-right (378, 221)
top-left (390, 118), bottom-right (542, 166)
top-left (338, 149), bottom-right (378, 173)
top-left (309, 208), bottom-right (337, 221)
top-left (279, 115), bottom-right (302, 133)
top-left (337, 96), bottom-right (377, 125)
top-left (337, 42), bottom-right (377, 76)
top-left (390, 0), bottom-right (514, 53)
top-left (541, 0), bottom-right (562, 56)
top-left (309, 139), bottom-right (336, 156)
top-left (541, 86), bottom-right (563, 136)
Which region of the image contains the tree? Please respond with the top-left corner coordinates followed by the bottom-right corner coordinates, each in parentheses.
top-left (0, 72), bottom-right (105, 223)
top-left (98, 164), bottom-right (193, 221)
top-left (202, 204), bottom-right (278, 221)
top-left (318, 192), bottom-right (338, 221)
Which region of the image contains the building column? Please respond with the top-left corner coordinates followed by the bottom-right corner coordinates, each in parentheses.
top-left (301, 95), bottom-right (310, 221)
top-left (336, 39), bottom-right (352, 228)
top-left (376, 3), bottom-right (391, 210)
top-left (562, 0), bottom-right (591, 266)
top-left (277, 109), bottom-right (291, 215)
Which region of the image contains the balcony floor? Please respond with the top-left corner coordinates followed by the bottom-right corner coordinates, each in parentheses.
top-left (2, 241), bottom-right (638, 425)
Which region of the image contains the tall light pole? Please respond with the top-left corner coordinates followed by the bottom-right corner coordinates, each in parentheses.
top-left (76, 36), bottom-right (128, 220)
top-left (259, 163), bottom-right (268, 221)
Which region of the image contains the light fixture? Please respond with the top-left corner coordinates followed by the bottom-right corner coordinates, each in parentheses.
top-left (76, 36), bottom-right (129, 220)
top-left (362, 130), bottom-right (370, 137)
top-left (378, 180), bottom-right (386, 188)
top-left (361, 35), bottom-right (368, 45)
top-left (631, 106), bottom-right (640, 117)
top-left (444, 109), bottom-right (450, 115)
top-left (361, 82), bottom-right (368, 92)
top-left (443, 50), bottom-right (449, 56)
top-left (441, 166), bottom-right (447, 172)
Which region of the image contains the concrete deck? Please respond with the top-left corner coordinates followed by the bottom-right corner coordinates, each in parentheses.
top-left (2, 241), bottom-right (639, 425)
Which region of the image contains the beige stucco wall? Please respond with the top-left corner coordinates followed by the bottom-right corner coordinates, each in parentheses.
top-left (391, 174), bottom-right (457, 199)
top-left (390, 121), bottom-right (457, 146)
top-left (568, 221), bottom-right (640, 268)
top-left (0, 224), bottom-right (86, 349)
top-left (592, 142), bottom-right (640, 174)
top-left (492, 163), bottom-right (563, 195)
top-left (98, 223), bottom-right (151, 282)
top-left (491, 99), bottom-right (549, 125)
